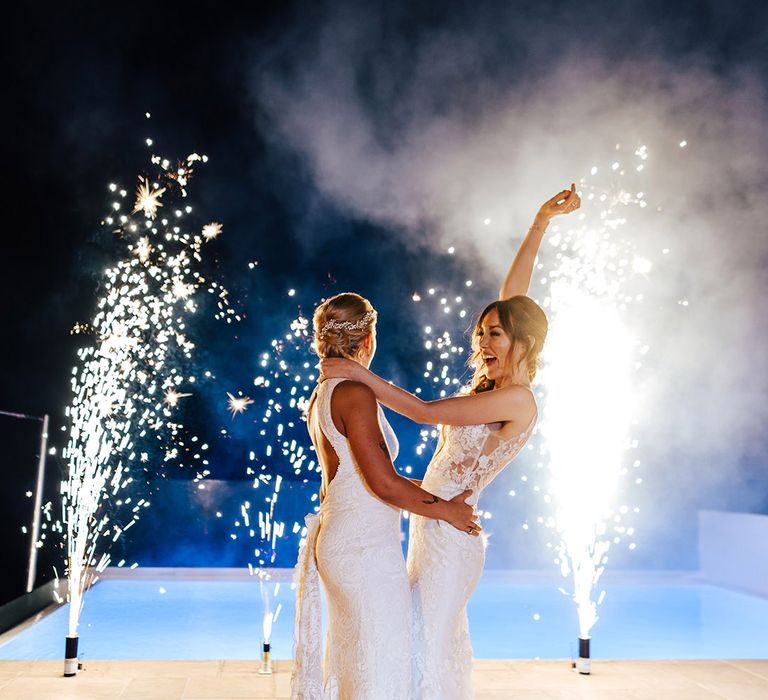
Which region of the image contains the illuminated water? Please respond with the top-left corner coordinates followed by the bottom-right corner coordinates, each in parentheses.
top-left (2, 574), bottom-right (767, 660)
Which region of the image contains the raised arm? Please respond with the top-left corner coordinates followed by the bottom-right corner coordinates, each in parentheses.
top-left (322, 362), bottom-right (535, 427)
top-left (499, 183), bottom-right (581, 299)
top-left (336, 381), bottom-right (481, 534)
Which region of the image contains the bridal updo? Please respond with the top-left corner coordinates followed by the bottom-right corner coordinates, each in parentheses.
top-left (313, 292), bottom-right (377, 359)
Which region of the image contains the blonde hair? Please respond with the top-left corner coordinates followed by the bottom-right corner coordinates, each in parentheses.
top-left (468, 296), bottom-right (548, 393)
top-left (313, 292), bottom-right (377, 359)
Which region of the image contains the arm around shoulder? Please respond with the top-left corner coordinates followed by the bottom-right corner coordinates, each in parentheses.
top-left (334, 379), bottom-right (483, 534)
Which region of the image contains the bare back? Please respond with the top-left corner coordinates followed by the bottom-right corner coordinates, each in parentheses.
top-left (307, 388), bottom-right (340, 500)
top-left (308, 379), bottom-right (400, 501)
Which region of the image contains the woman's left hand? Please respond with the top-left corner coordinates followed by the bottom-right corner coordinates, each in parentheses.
top-left (536, 183), bottom-right (581, 222)
top-left (318, 357), bottom-right (362, 382)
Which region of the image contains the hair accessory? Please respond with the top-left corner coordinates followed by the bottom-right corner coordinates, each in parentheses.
top-left (321, 310), bottom-right (376, 336)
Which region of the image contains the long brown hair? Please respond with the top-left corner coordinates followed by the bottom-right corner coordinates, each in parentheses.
top-left (468, 295), bottom-right (548, 394)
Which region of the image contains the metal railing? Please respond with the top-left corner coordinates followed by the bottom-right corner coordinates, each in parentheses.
top-left (0, 409), bottom-right (49, 592)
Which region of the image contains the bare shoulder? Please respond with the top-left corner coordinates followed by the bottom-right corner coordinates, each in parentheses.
top-left (331, 381), bottom-right (379, 435)
top-left (499, 384), bottom-right (536, 402)
top-left (496, 384), bottom-right (537, 420)
top-left (331, 379), bottom-right (377, 409)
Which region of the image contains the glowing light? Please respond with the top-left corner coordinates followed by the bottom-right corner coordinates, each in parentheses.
top-left (232, 306), bottom-right (315, 586)
top-left (135, 236), bottom-right (152, 262)
top-left (227, 392), bottom-right (254, 416)
top-left (172, 279), bottom-right (195, 299)
top-left (541, 291), bottom-right (633, 637)
top-left (163, 390), bottom-right (192, 407)
top-left (539, 145), bottom-right (650, 639)
top-left (132, 176), bottom-right (166, 219)
top-left (632, 256), bottom-right (652, 275)
top-left (62, 143), bottom-right (235, 639)
top-left (201, 222), bottom-right (222, 241)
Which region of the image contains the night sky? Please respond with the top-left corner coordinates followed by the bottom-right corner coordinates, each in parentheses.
top-left (3, 0), bottom-right (767, 604)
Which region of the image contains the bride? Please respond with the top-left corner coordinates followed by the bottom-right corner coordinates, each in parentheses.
top-left (291, 292), bottom-right (481, 700)
top-left (320, 184), bottom-right (581, 698)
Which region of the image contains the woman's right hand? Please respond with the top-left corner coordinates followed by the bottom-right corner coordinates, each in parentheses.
top-left (536, 182), bottom-right (581, 222)
top-left (318, 357), bottom-right (363, 382)
top-left (444, 489), bottom-right (482, 536)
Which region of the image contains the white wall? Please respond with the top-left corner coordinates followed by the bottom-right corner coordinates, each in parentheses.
top-left (699, 510), bottom-right (768, 597)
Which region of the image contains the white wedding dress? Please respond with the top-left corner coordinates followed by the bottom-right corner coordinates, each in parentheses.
top-left (408, 403), bottom-right (537, 699)
top-left (291, 378), bottom-right (412, 700)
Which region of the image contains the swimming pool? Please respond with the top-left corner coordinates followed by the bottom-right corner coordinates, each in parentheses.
top-left (2, 570), bottom-right (767, 661)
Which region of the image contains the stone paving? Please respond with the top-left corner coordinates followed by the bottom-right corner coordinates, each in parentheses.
top-left (1, 658), bottom-right (767, 699)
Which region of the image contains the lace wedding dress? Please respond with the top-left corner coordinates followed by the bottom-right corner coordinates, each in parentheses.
top-left (408, 401), bottom-right (537, 700)
top-left (291, 378), bottom-right (412, 700)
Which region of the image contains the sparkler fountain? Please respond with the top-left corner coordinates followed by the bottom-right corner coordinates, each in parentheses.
top-left (61, 136), bottom-right (234, 676)
top-left (541, 286), bottom-right (633, 673)
top-left (230, 311), bottom-right (314, 669)
top-left (259, 574), bottom-right (274, 674)
top-left (538, 147), bottom-right (654, 673)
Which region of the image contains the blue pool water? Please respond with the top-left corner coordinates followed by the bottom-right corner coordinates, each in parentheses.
top-left (2, 575), bottom-right (768, 660)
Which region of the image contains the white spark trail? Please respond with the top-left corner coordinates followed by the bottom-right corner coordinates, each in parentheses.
top-left (62, 145), bottom-right (233, 638)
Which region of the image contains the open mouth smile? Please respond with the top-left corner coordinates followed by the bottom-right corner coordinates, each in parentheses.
top-left (483, 355), bottom-right (498, 368)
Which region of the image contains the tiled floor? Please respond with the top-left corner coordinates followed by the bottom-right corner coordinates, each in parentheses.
top-left (0, 659), bottom-right (766, 699)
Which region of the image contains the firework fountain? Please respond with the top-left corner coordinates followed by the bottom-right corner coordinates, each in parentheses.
top-left (61, 134), bottom-right (234, 675)
top-left (229, 311), bottom-right (315, 668)
top-left (538, 145), bottom-right (658, 673)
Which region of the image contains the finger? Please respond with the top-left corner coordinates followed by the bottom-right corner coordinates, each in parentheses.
top-left (463, 519), bottom-right (482, 534)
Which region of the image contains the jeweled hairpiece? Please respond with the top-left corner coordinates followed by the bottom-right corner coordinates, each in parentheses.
top-left (321, 310), bottom-right (376, 336)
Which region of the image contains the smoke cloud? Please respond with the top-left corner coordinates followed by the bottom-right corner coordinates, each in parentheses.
top-left (251, 1), bottom-right (768, 564)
